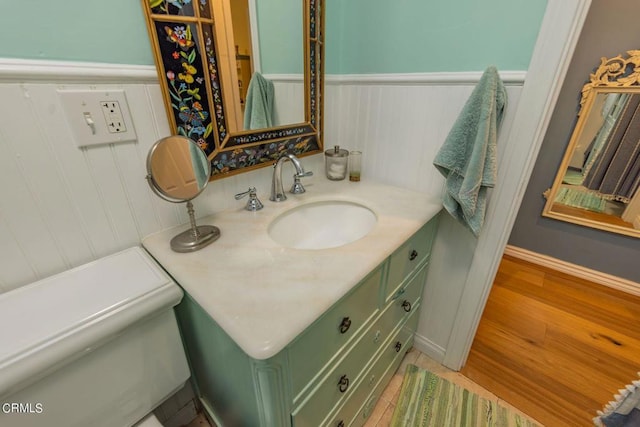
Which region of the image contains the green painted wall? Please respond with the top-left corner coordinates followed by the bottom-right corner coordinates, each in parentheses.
top-left (2, 0), bottom-right (546, 73)
top-left (325, 0), bottom-right (547, 74)
top-left (255, 0), bottom-right (303, 74)
top-left (1, 0), bottom-right (154, 65)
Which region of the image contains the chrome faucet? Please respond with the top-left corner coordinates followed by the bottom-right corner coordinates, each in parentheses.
top-left (270, 153), bottom-right (313, 202)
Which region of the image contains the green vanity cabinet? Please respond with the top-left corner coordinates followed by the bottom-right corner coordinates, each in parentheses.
top-left (174, 215), bottom-right (439, 427)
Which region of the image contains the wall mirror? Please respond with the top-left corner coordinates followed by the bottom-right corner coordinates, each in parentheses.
top-left (543, 50), bottom-right (640, 238)
top-left (141, 0), bottom-right (324, 180)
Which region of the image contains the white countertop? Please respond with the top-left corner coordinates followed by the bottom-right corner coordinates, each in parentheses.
top-left (142, 175), bottom-right (442, 360)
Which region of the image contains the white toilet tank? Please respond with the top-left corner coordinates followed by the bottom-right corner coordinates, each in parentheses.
top-left (0, 247), bottom-right (190, 427)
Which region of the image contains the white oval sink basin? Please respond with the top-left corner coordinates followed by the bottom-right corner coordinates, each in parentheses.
top-left (268, 201), bottom-right (377, 249)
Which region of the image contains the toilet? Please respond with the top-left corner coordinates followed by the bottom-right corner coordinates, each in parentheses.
top-left (0, 247), bottom-right (191, 427)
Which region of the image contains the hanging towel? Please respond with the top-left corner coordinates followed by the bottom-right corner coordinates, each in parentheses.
top-left (189, 140), bottom-right (209, 189)
top-left (433, 66), bottom-right (507, 237)
top-left (243, 71), bottom-right (275, 130)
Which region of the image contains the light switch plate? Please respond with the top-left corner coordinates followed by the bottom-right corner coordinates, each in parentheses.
top-left (58, 89), bottom-right (137, 148)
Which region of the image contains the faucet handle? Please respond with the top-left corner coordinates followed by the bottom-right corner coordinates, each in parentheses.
top-left (290, 170), bottom-right (312, 195)
top-left (234, 187), bottom-right (264, 211)
top-left (295, 170), bottom-right (313, 178)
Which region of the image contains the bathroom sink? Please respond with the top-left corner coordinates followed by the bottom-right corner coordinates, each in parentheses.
top-left (268, 201), bottom-right (377, 249)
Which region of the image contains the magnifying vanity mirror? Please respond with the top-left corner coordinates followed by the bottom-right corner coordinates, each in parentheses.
top-left (140, 0), bottom-right (324, 180)
top-left (146, 135), bottom-right (221, 252)
top-left (543, 50), bottom-right (640, 238)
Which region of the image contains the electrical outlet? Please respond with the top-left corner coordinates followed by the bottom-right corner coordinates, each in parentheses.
top-left (58, 89), bottom-right (137, 148)
top-left (101, 101), bottom-right (127, 133)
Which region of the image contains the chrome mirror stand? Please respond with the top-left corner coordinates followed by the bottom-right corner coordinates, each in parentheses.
top-left (169, 200), bottom-right (220, 253)
top-left (146, 136), bottom-right (221, 253)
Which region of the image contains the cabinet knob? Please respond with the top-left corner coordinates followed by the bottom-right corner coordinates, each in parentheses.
top-left (368, 374), bottom-right (377, 386)
top-left (402, 300), bottom-right (412, 312)
top-left (338, 374), bottom-right (350, 393)
top-left (409, 249), bottom-right (418, 261)
top-left (395, 341), bottom-right (402, 352)
top-left (339, 317), bottom-right (352, 334)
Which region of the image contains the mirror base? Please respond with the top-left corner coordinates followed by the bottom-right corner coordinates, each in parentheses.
top-left (170, 225), bottom-right (221, 253)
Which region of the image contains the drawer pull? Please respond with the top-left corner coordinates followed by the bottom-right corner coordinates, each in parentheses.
top-left (395, 341), bottom-right (402, 352)
top-left (402, 300), bottom-right (412, 312)
top-left (409, 249), bottom-right (418, 261)
top-left (338, 374), bottom-right (350, 393)
top-left (336, 421), bottom-right (344, 427)
top-left (339, 317), bottom-right (352, 334)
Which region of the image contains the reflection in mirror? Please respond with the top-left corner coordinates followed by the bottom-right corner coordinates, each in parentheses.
top-left (146, 136), bottom-right (221, 252)
top-left (543, 50), bottom-right (640, 238)
top-left (141, 0), bottom-right (322, 179)
top-left (229, 0), bottom-right (253, 114)
top-left (148, 135), bottom-right (210, 201)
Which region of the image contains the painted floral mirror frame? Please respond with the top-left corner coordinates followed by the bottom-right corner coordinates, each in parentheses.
top-left (141, 0), bottom-right (324, 180)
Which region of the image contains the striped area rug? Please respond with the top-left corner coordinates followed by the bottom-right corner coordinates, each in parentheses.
top-left (391, 365), bottom-right (540, 427)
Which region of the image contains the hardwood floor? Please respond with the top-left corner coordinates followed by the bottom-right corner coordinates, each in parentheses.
top-left (461, 254), bottom-right (640, 426)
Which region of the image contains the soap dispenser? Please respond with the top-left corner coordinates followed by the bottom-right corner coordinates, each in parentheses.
top-left (324, 145), bottom-right (349, 180)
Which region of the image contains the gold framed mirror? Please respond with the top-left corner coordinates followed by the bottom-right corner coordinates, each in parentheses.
top-left (140, 0), bottom-right (324, 180)
top-left (543, 50), bottom-right (640, 238)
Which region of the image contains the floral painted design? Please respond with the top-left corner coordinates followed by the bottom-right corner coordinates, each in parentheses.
top-left (309, 42), bottom-right (317, 126)
top-left (202, 24), bottom-right (227, 142)
top-left (211, 136), bottom-right (320, 175)
top-left (226, 125), bottom-right (315, 147)
top-left (197, 0), bottom-right (211, 19)
top-left (145, 0), bottom-right (325, 178)
top-left (155, 21), bottom-right (215, 154)
top-left (149, 0), bottom-right (195, 16)
top-left (309, 0), bottom-right (317, 38)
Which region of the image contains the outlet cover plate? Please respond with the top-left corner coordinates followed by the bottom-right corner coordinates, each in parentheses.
top-left (58, 89), bottom-right (137, 148)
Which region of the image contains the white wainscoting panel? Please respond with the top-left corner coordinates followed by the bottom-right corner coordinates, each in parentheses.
top-left (323, 75), bottom-right (524, 364)
top-left (325, 77), bottom-right (523, 197)
top-left (0, 65), bottom-right (322, 293)
top-left (0, 60), bottom-right (526, 371)
top-left (269, 74), bottom-right (305, 126)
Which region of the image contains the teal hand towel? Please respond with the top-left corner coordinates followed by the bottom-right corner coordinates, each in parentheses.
top-left (243, 71), bottom-right (275, 130)
top-left (189, 141), bottom-right (209, 189)
top-left (433, 66), bottom-right (507, 237)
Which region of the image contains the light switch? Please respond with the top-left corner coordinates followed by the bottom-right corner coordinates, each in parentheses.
top-left (58, 89), bottom-right (137, 148)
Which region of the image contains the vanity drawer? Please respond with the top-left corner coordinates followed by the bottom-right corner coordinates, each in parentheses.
top-left (387, 263), bottom-right (428, 320)
top-left (362, 264), bottom-right (426, 364)
top-left (385, 218), bottom-right (438, 302)
top-left (289, 266), bottom-right (382, 401)
top-left (329, 310), bottom-right (419, 427)
top-left (291, 280), bottom-right (422, 427)
top-left (291, 336), bottom-right (372, 427)
top-left (352, 314), bottom-right (418, 426)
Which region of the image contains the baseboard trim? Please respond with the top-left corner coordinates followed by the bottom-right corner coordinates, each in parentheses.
top-left (412, 332), bottom-right (446, 364)
top-left (504, 245), bottom-right (640, 297)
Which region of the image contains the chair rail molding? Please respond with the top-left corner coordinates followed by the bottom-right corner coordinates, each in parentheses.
top-left (0, 58), bottom-right (158, 83)
top-left (325, 71), bottom-right (526, 86)
top-left (442, 0), bottom-right (593, 371)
